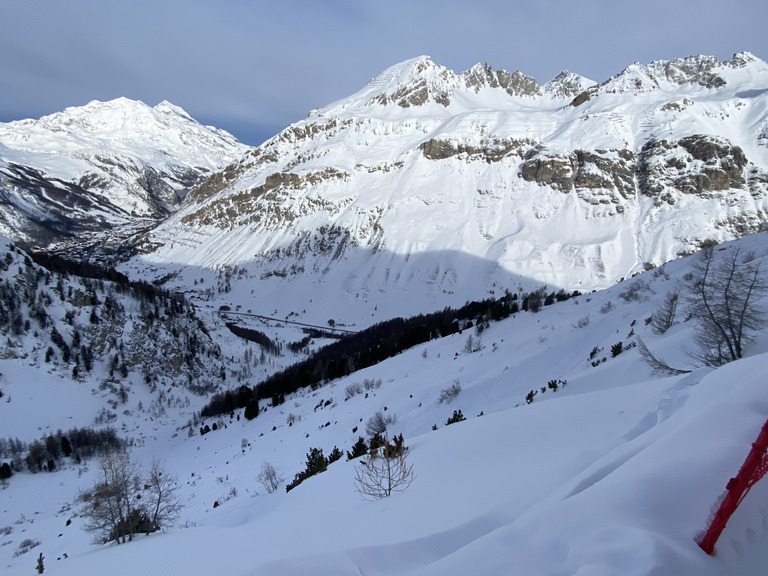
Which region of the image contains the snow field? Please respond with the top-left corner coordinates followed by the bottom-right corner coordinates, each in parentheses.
top-left (3, 232), bottom-right (768, 574)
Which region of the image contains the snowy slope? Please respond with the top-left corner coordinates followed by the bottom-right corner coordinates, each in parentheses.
top-left (127, 53), bottom-right (768, 324)
top-left (0, 98), bottom-right (249, 251)
top-left (2, 231), bottom-right (768, 575)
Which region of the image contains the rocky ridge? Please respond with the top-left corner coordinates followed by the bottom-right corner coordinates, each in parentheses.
top-left (1, 54), bottom-right (767, 321)
top-left (121, 53), bottom-right (768, 324)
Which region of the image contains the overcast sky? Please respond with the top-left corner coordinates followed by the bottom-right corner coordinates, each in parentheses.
top-left (2, 0), bottom-right (766, 145)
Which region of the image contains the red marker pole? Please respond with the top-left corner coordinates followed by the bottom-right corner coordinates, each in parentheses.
top-left (699, 418), bottom-right (768, 555)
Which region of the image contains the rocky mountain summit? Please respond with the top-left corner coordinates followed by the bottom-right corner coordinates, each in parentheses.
top-left (0, 98), bottom-right (248, 253)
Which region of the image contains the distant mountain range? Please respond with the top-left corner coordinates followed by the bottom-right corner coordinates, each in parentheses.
top-left (2, 52), bottom-right (767, 315)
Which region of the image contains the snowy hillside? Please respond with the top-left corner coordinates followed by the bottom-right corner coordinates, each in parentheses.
top-left (126, 52), bottom-right (768, 324)
top-left (0, 237), bottom-right (228, 439)
top-left (0, 98), bottom-right (249, 252)
top-left (1, 231), bottom-right (767, 575)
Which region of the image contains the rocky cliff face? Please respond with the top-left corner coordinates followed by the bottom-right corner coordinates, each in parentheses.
top-left (117, 52), bottom-right (768, 323)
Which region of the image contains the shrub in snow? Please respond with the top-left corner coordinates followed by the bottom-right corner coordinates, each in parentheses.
top-left (445, 410), bottom-right (466, 425)
top-left (345, 382), bottom-right (363, 400)
top-left (651, 289), bottom-right (680, 335)
top-left (286, 413), bottom-right (300, 426)
top-left (619, 280), bottom-right (650, 302)
top-left (286, 447), bottom-right (329, 493)
top-left (354, 434), bottom-right (414, 500)
top-left (437, 380), bottom-right (462, 404)
top-left (347, 437), bottom-right (368, 460)
top-left (573, 314), bottom-right (591, 329)
top-left (257, 462), bottom-right (282, 494)
top-left (365, 410), bottom-right (397, 437)
top-left (548, 379), bottom-right (567, 392)
top-left (13, 538), bottom-right (40, 557)
top-left (610, 342), bottom-right (624, 358)
top-left (244, 398), bottom-right (260, 421)
top-left (77, 452), bottom-right (181, 544)
top-left (328, 446), bottom-right (343, 464)
top-left (363, 378), bottom-right (382, 391)
top-left (368, 433), bottom-right (386, 453)
top-left (0, 462), bottom-right (11, 482)
top-left (463, 334), bottom-right (479, 353)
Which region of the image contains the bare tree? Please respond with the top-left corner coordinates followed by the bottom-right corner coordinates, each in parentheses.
top-left (365, 410), bottom-right (397, 437)
top-left (684, 245), bottom-right (766, 366)
top-left (257, 461), bottom-right (283, 494)
top-left (651, 288), bottom-right (681, 335)
top-left (437, 380), bottom-right (462, 404)
top-left (78, 451), bottom-right (143, 544)
top-left (145, 458), bottom-right (182, 533)
top-left (78, 452), bottom-right (182, 544)
top-left (354, 435), bottom-right (414, 500)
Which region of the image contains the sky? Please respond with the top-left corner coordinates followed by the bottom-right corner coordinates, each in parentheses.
top-left (2, 0), bottom-right (767, 146)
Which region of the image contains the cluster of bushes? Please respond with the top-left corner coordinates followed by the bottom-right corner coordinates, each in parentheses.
top-left (284, 431), bottom-right (409, 494)
top-left (524, 379), bottom-right (568, 404)
top-left (0, 427), bottom-right (123, 478)
top-left (287, 336), bottom-right (311, 354)
top-left (285, 446), bottom-right (343, 493)
top-left (445, 409), bottom-right (466, 425)
top-left (589, 336), bottom-right (637, 367)
top-left (437, 381), bottom-right (462, 404)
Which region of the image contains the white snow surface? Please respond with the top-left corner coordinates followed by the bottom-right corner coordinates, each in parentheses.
top-left (2, 231), bottom-right (768, 575)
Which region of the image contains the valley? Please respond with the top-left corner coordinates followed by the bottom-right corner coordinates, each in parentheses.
top-left (1, 52), bottom-right (768, 575)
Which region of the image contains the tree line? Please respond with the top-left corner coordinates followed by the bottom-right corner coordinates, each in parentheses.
top-left (200, 288), bottom-right (581, 421)
top-left (0, 426), bottom-right (123, 480)
top-left (30, 250), bottom-right (190, 315)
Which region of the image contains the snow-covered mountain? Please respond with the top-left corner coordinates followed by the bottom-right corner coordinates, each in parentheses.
top-left (0, 98), bottom-right (249, 253)
top-left (123, 52), bottom-right (768, 323)
top-left (2, 54), bottom-right (766, 323)
top-left (3, 51), bottom-right (768, 576)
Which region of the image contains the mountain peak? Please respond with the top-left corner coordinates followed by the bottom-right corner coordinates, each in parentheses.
top-left (154, 100), bottom-right (194, 119)
top-left (727, 51), bottom-right (759, 67)
top-left (462, 63), bottom-right (542, 97)
top-left (598, 52), bottom-right (768, 95)
top-left (543, 70), bottom-right (596, 99)
top-left (3, 97), bottom-right (244, 154)
top-left (362, 56), bottom-right (458, 108)
top-left (0, 97), bottom-right (250, 250)
top-left (30, 97), bottom-right (164, 135)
